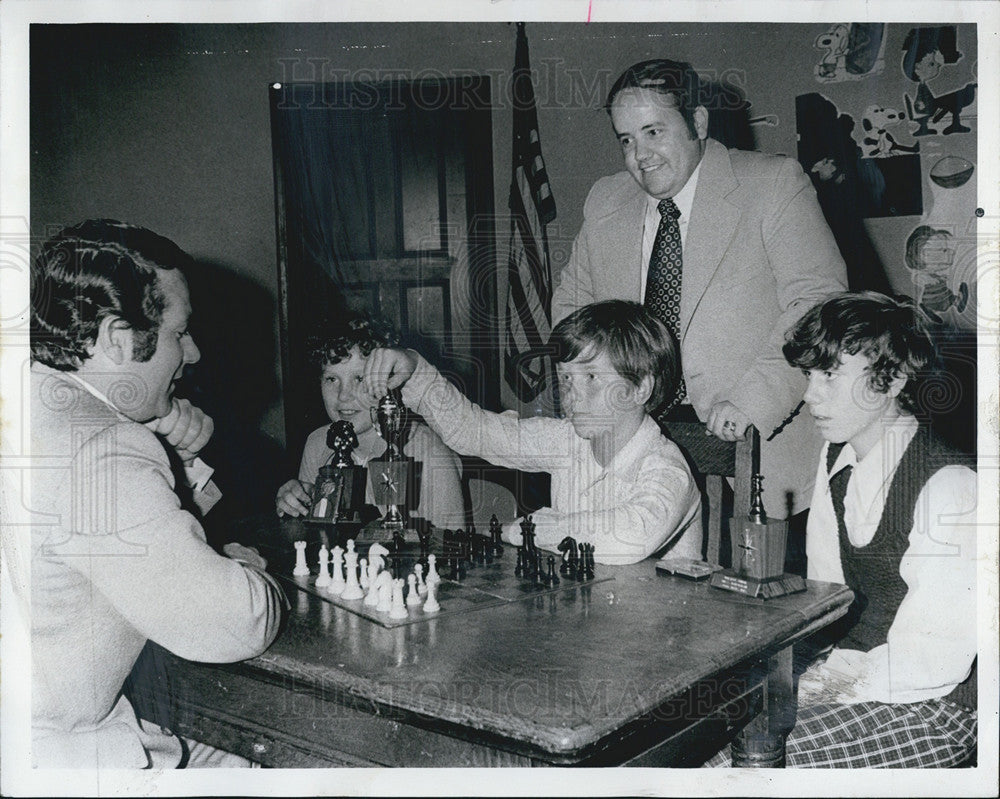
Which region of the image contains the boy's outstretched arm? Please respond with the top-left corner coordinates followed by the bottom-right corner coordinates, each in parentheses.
top-left (367, 349), bottom-right (568, 472)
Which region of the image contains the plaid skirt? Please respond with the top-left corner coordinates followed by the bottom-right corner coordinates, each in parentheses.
top-left (705, 698), bottom-right (977, 768)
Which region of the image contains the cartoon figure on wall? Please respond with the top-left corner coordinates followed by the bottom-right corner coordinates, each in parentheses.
top-left (902, 26), bottom-right (977, 136)
top-left (859, 105), bottom-right (919, 158)
top-left (814, 23), bottom-right (886, 82)
top-left (904, 225), bottom-right (969, 325)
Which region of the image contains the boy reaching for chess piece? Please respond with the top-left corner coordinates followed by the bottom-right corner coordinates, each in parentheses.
top-left (362, 300), bottom-right (702, 565)
top-left (707, 291), bottom-right (977, 768)
top-left (274, 314), bottom-right (465, 529)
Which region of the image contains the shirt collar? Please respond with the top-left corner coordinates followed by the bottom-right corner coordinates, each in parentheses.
top-left (597, 414), bottom-right (663, 477)
top-left (645, 157), bottom-right (701, 221)
top-left (829, 414), bottom-right (920, 478)
top-left (58, 368), bottom-right (130, 421)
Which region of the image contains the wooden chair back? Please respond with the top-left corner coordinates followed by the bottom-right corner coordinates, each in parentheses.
top-left (662, 422), bottom-right (760, 567)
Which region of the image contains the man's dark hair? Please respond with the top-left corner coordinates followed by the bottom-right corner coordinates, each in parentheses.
top-left (783, 291), bottom-right (939, 415)
top-left (550, 299), bottom-right (678, 412)
top-left (605, 59), bottom-right (703, 137)
top-left (307, 313), bottom-right (400, 369)
top-left (30, 219), bottom-right (193, 371)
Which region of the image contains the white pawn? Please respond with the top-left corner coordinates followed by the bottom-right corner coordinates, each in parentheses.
top-left (414, 563), bottom-right (427, 596)
top-left (389, 578), bottom-right (409, 619)
top-left (423, 579), bottom-right (440, 613)
top-left (292, 541), bottom-right (309, 576)
top-left (376, 574), bottom-right (394, 613)
top-left (426, 553), bottom-right (440, 586)
top-left (406, 573), bottom-right (422, 606)
top-left (315, 544), bottom-right (331, 587)
top-left (327, 545), bottom-right (345, 595)
top-left (340, 540), bottom-right (364, 600)
top-left (359, 557), bottom-right (369, 590)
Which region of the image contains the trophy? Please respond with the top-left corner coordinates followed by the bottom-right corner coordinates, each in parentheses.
top-left (307, 420), bottom-right (363, 523)
top-left (709, 475), bottom-right (806, 599)
top-left (361, 389), bottom-right (421, 547)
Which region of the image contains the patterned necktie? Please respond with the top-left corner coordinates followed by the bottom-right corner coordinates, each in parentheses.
top-left (644, 198), bottom-right (685, 407)
top-left (829, 464), bottom-right (854, 542)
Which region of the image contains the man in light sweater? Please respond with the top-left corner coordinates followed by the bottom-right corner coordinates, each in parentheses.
top-left (29, 219), bottom-right (286, 768)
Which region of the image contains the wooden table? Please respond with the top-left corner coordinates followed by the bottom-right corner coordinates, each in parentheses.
top-left (148, 517), bottom-right (852, 768)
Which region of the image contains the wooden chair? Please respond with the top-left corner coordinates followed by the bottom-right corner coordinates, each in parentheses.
top-left (662, 422), bottom-right (760, 567)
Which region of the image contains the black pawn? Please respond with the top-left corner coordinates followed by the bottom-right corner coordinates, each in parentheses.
top-left (547, 555), bottom-right (559, 586)
top-left (489, 514), bottom-right (503, 556)
top-left (535, 551), bottom-right (547, 585)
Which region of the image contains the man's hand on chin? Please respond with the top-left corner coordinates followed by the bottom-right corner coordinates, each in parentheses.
top-left (145, 398), bottom-right (214, 464)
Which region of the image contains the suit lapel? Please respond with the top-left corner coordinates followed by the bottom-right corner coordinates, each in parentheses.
top-left (680, 139), bottom-right (742, 341)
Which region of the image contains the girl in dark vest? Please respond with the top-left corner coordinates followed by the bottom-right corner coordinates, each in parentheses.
top-left (709, 291), bottom-right (977, 768)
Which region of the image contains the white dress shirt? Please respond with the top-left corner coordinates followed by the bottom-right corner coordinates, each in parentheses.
top-left (801, 416), bottom-right (977, 705)
top-left (401, 354), bottom-right (703, 564)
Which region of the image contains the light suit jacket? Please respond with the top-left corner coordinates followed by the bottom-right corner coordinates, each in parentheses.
top-left (29, 363), bottom-right (286, 768)
top-left (552, 139), bottom-right (848, 515)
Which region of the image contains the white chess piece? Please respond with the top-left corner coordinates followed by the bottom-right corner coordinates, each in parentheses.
top-left (364, 560), bottom-right (383, 606)
top-left (327, 545), bottom-right (345, 595)
top-left (423, 579), bottom-right (440, 613)
top-left (389, 578), bottom-right (409, 619)
top-left (376, 574), bottom-right (394, 613)
top-left (359, 557), bottom-right (369, 590)
top-left (340, 540), bottom-right (364, 600)
top-left (315, 544), bottom-right (331, 587)
top-left (414, 563), bottom-right (427, 596)
top-left (406, 574), bottom-right (422, 606)
top-left (367, 553), bottom-right (382, 588)
top-left (292, 540), bottom-right (309, 576)
top-left (426, 554), bottom-right (440, 586)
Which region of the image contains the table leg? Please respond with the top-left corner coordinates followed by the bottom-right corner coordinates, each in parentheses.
top-left (731, 645), bottom-right (794, 767)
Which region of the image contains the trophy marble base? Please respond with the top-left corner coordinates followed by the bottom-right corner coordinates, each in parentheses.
top-left (709, 568), bottom-right (806, 599)
top-left (356, 520), bottom-right (422, 546)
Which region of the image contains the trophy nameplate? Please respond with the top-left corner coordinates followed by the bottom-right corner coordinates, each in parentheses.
top-left (709, 475), bottom-right (806, 599)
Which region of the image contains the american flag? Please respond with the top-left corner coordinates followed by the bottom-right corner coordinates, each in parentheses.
top-left (503, 22), bottom-right (558, 409)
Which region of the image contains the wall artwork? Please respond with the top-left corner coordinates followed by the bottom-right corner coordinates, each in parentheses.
top-left (813, 23), bottom-right (886, 83)
top-left (900, 26), bottom-right (978, 137)
top-left (797, 93), bottom-right (922, 222)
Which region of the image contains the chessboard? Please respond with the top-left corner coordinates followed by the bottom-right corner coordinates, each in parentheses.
top-left (276, 518), bottom-right (612, 629)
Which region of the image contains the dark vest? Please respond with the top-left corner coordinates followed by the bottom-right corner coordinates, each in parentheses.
top-left (826, 426), bottom-right (977, 710)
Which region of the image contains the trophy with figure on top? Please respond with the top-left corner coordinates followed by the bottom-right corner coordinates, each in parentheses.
top-left (359, 389), bottom-right (422, 548)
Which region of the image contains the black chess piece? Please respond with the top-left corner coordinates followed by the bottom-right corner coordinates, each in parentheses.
top-left (584, 544), bottom-right (595, 580)
top-left (576, 543), bottom-right (587, 582)
top-left (520, 516), bottom-right (536, 556)
top-left (489, 514), bottom-right (503, 556)
top-left (557, 536), bottom-right (576, 576)
top-left (514, 546), bottom-right (524, 578)
top-left (535, 551), bottom-right (547, 585)
top-left (547, 555), bottom-right (559, 586)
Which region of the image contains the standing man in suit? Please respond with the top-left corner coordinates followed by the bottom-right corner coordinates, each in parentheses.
top-left (552, 59), bottom-right (848, 519)
top-left (28, 219), bottom-right (286, 768)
